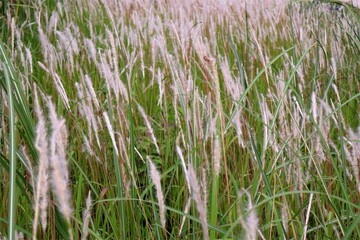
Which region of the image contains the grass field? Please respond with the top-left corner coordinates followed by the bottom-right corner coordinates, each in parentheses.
top-left (0, 0), bottom-right (359, 239)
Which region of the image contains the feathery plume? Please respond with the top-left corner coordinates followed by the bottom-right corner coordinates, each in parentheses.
top-left (147, 157), bottom-right (166, 232)
top-left (52, 71), bottom-right (71, 111)
top-left (32, 87), bottom-right (49, 238)
top-left (176, 142), bottom-right (191, 193)
top-left (137, 104), bottom-right (160, 154)
top-left (346, 127), bottom-right (360, 193)
top-left (239, 190), bottom-right (259, 240)
top-left (246, 198), bottom-right (258, 240)
top-left (47, 99), bottom-right (72, 233)
top-left (103, 111), bottom-right (119, 156)
top-left (213, 135), bottom-right (221, 175)
top-left (25, 47), bottom-right (33, 73)
top-left (81, 191), bottom-right (92, 240)
top-left (281, 199), bottom-right (289, 235)
top-left (14, 231), bottom-right (24, 240)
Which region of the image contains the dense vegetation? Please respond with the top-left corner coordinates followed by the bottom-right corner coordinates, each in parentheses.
top-left (0, 0), bottom-right (359, 239)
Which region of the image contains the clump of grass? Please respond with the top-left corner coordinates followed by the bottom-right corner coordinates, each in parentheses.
top-left (0, 0), bottom-right (359, 239)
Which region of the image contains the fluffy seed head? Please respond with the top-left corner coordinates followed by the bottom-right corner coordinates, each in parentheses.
top-left (148, 157), bottom-right (166, 231)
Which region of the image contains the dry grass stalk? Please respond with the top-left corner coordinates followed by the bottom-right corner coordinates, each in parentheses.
top-left (11, 18), bottom-right (15, 58)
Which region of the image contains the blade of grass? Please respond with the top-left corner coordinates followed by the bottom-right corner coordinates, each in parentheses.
top-left (3, 60), bottom-right (17, 239)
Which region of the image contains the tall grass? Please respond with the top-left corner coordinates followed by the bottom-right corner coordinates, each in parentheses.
top-left (0, 0), bottom-right (359, 239)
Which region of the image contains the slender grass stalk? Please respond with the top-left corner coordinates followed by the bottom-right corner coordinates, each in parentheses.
top-left (210, 172), bottom-right (219, 239)
top-left (302, 193), bottom-right (314, 240)
top-left (210, 136), bottom-right (221, 240)
top-left (126, 83), bottom-right (138, 238)
top-left (104, 106), bottom-right (125, 239)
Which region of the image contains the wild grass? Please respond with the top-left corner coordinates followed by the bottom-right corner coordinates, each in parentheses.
top-left (0, 0), bottom-right (359, 239)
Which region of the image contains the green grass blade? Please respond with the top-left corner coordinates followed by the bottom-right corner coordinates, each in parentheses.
top-left (3, 61), bottom-right (17, 239)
